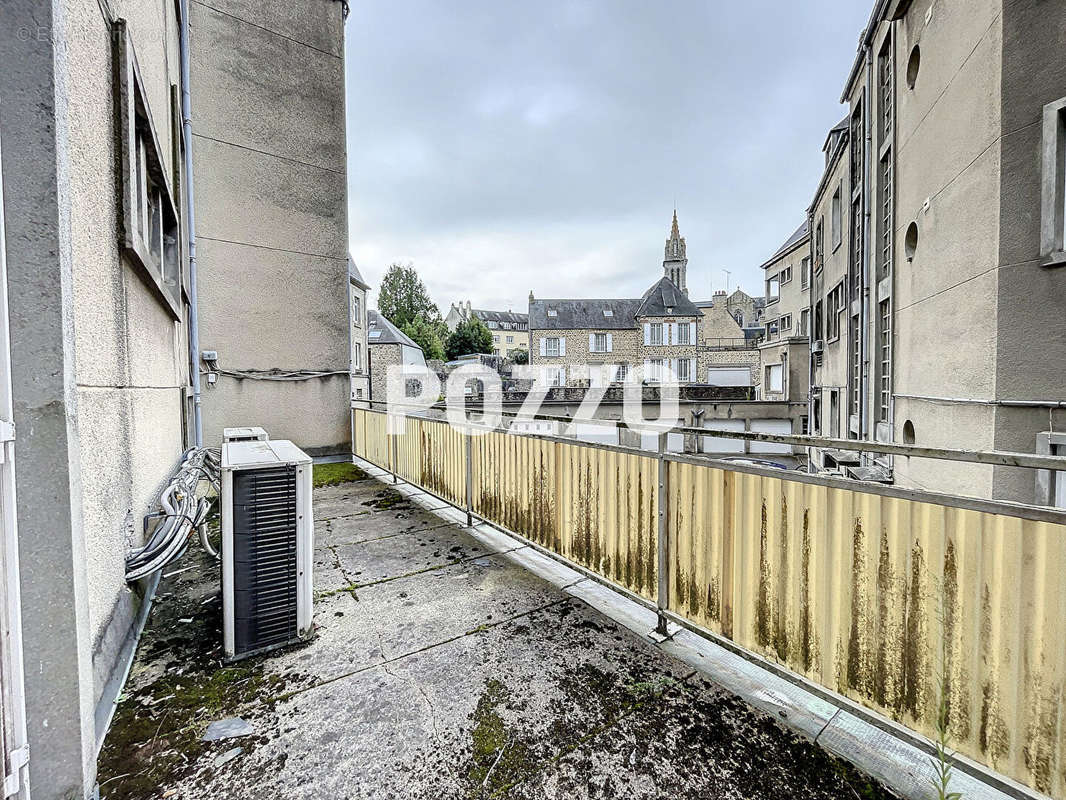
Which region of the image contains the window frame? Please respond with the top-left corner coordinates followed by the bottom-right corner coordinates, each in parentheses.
top-left (1041, 98), bottom-right (1066, 266)
top-left (649, 322), bottom-right (664, 346)
top-left (545, 337), bottom-right (560, 357)
top-left (115, 20), bottom-right (182, 320)
top-left (831, 185), bottom-right (843, 251)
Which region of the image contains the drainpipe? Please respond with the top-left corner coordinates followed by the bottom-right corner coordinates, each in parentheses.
top-left (179, 0), bottom-right (202, 446)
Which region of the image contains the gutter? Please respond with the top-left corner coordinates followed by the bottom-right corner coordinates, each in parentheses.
top-left (179, 0), bottom-right (203, 447)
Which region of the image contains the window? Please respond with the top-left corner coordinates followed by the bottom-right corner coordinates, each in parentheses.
top-left (354, 387), bottom-right (363, 399)
top-left (878, 39), bottom-right (894, 146)
top-left (116, 22), bottom-right (181, 318)
top-left (545, 337), bottom-right (560, 357)
top-left (506, 335), bottom-right (513, 344)
top-left (812, 394), bottom-right (822, 435)
top-left (547, 308), bottom-right (557, 317)
top-left (487, 321), bottom-right (498, 329)
top-left (850, 313), bottom-right (862, 423)
top-left (676, 358), bottom-right (692, 382)
top-left (591, 333), bottom-right (609, 352)
top-left (780, 314), bottom-right (792, 332)
top-left (878, 154), bottom-right (893, 279)
top-left (734, 311), bottom-right (744, 326)
top-left (815, 218), bottom-right (825, 269)
top-left (676, 323), bottom-right (691, 345)
top-left (767, 275), bottom-right (780, 302)
top-left (878, 299), bottom-right (891, 422)
top-left (543, 366), bottom-right (566, 387)
top-left (603, 308), bottom-right (614, 317)
top-left (766, 364), bottom-right (784, 394)
top-left (826, 282), bottom-right (845, 341)
top-left (1040, 98), bottom-right (1066, 266)
top-left (493, 335), bottom-right (499, 343)
top-left (646, 359), bottom-right (664, 382)
top-left (780, 266), bottom-right (793, 284)
top-left (851, 199), bottom-right (864, 301)
top-left (800, 257), bottom-right (810, 289)
top-left (799, 309), bottom-right (809, 336)
top-left (830, 390), bottom-right (840, 438)
top-left (831, 185), bottom-right (843, 250)
top-left (814, 300), bottom-right (823, 341)
top-left (649, 323), bottom-right (663, 345)
top-left (615, 364), bottom-right (628, 383)
top-left (352, 343), bottom-right (361, 370)
top-left (352, 296), bottom-right (361, 324)
top-left (850, 102), bottom-right (864, 195)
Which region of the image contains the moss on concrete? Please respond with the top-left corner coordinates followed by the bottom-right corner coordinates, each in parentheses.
top-left (312, 461), bottom-right (369, 488)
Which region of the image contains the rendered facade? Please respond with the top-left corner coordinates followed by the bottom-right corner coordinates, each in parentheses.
top-left (0, 1), bottom-right (350, 797)
top-left (803, 0), bottom-right (1066, 501)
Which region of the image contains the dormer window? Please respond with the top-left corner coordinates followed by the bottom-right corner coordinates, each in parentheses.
top-left (547, 309), bottom-right (557, 317)
top-left (603, 309), bottom-right (613, 317)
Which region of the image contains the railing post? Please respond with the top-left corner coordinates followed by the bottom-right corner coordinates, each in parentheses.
top-left (465, 432), bottom-right (473, 527)
top-left (391, 429), bottom-right (398, 484)
top-left (655, 430), bottom-right (670, 637)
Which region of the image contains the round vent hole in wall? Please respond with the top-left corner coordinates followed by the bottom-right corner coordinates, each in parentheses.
top-left (905, 222), bottom-right (919, 261)
top-left (907, 45), bottom-right (921, 89)
top-left (903, 420), bottom-right (916, 445)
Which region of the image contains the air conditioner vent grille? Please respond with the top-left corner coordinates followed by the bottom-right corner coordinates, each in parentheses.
top-left (232, 466), bottom-right (298, 656)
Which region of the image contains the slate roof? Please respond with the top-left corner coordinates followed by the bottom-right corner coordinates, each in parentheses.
top-left (634, 277), bottom-right (702, 318)
top-left (347, 255), bottom-right (370, 290)
top-left (528, 298), bottom-right (643, 330)
top-left (760, 221), bottom-right (810, 269)
top-left (367, 310), bottom-right (420, 349)
top-left (472, 309), bottom-right (528, 328)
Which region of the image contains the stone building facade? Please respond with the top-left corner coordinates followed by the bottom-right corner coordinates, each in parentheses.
top-left (529, 213), bottom-right (763, 389)
top-left (444, 302), bottom-right (529, 358)
top-left (367, 310), bottom-right (427, 402)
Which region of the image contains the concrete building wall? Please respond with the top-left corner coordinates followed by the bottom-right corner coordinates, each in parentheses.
top-left (990, 0), bottom-right (1066, 500)
top-left (191, 0), bottom-right (350, 456)
top-left (890, 0), bottom-right (1004, 494)
top-left (1, 1), bottom-right (190, 796)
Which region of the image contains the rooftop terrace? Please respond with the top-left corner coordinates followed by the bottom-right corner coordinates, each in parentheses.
top-left (98, 465), bottom-right (903, 800)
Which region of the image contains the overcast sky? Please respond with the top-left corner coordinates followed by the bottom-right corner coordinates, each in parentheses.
top-left (344, 1), bottom-right (870, 314)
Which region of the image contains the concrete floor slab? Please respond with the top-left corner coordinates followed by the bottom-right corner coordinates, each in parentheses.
top-left (98, 472), bottom-right (905, 800)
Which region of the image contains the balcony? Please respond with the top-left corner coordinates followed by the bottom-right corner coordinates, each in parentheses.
top-left (701, 337), bottom-right (756, 351)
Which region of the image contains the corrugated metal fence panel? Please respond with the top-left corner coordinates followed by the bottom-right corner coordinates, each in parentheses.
top-left (394, 416), bottom-right (421, 484)
top-left (665, 461), bottom-right (1066, 797)
top-left (419, 417), bottom-right (465, 506)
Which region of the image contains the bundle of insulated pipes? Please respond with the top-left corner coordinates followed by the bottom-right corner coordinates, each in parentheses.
top-left (124, 447), bottom-right (221, 582)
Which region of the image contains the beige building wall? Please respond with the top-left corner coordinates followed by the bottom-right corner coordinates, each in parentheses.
top-left (350, 276), bottom-right (370, 405)
top-left (191, 0), bottom-right (351, 456)
top-left (2, 0), bottom-right (194, 795)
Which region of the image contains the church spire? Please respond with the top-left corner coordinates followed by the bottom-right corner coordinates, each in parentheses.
top-left (663, 209), bottom-right (689, 295)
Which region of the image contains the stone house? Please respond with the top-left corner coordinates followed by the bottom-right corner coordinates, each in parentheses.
top-left (529, 212), bottom-right (762, 389)
top-left (444, 302), bottom-right (529, 359)
top-left (367, 310), bottom-right (428, 402)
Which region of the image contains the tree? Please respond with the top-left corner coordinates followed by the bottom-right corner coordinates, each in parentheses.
top-left (377, 263), bottom-right (443, 330)
top-left (445, 318), bottom-right (493, 361)
top-left (401, 319), bottom-right (445, 362)
top-left (510, 349), bottom-right (529, 365)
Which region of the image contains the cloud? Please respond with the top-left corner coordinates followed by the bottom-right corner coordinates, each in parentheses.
top-left (344, 0), bottom-right (872, 312)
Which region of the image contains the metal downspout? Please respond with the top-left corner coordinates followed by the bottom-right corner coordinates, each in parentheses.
top-left (179, 0), bottom-right (203, 447)
top-left (860, 39), bottom-right (874, 452)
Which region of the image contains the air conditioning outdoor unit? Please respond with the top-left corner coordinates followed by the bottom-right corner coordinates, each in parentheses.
top-left (223, 426), bottom-right (270, 443)
top-left (221, 438), bottom-right (313, 660)
top-left (811, 339), bottom-right (825, 353)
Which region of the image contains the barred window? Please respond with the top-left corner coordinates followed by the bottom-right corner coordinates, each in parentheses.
top-left (878, 299), bottom-right (891, 422)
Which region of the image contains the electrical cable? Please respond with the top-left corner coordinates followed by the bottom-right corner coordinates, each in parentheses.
top-left (124, 446), bottom-right (221, 582)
